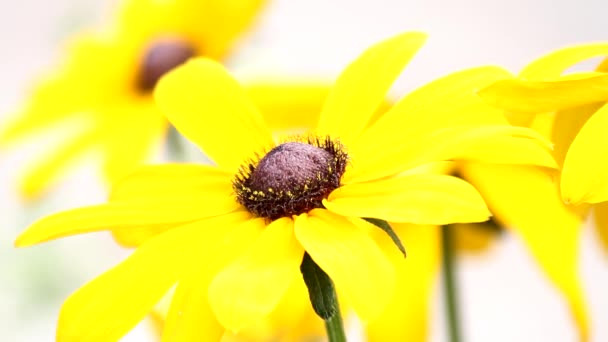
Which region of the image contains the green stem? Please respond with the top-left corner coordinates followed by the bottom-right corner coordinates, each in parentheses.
top-left (441, 225), bottom-right (462, 342)
top-left (323, 296), bottom-right (347, 342)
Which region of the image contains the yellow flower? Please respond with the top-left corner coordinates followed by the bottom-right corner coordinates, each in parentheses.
top-left (0, 0), bottom-right (267, 199)
top-left (15, 32), bottom-right (553, 340)
top-left (477, 43), bottom-right (608, 341)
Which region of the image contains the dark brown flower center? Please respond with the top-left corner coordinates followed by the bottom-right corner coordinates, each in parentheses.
top-left (137, 38), bottom-right (196, 93)
top-left (234, 137), bottom-right (348, 220)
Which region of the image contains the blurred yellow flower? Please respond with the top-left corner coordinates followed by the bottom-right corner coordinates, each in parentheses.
top-left (478, 43), bottom-right (608, 341)
top-left (0, 0), bottom-right (267, 199)
top-left (13, 31), bottom-right (557, 341)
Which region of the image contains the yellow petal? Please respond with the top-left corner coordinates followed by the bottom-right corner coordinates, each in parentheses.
top-left (0, 77), bottom-right (92, 146)
top-left (110, 164), bottom-right (234, 201)
top-left (460, 163), bottom-right (589, 340)
top-left (155, 58), bottom-right (273, 171)
top-left (245, 81), bottom-right (331, 130)
top-left (101, 101), bottom-right (166, 184)
top-left (551, 103), bottom-right (602, 166)
top-left (521, 43), bottom-right (608, 79)
top-left (111, 164), bottom-right (238, 245)
top-left (18, 129), bottom-right (101, 199)
top-left (562, 102), bottom-right (608, 204)
top-left (346, 124), bottom-right (556, 183)
top-left (294, 209), bottom-right (395, 322)
top-left (209, 218), bottom-right (304, 332)
top-left (357, 66), bottom-right (512, 145)
top-left (56, 219), bottom-right (213, 342)
top-left (316, 32), bottom-right (427, 145)
top-left (593, 202), bottom-right (608, 255)
top-left (325, 174), bottom-right (490, 224)
top-left (162, 271), bottom-right (224, 342)
top-left (15, 198), bottom-right (239, 247)
top-left (477, 74), bottom-right (608, 113)
top-left (366, 223), bottom-right (440, 342)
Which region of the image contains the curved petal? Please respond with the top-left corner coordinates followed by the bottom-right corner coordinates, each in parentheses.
top-left (316, 32), bottom-right (427, 145)
top-left (56, 218), bottom-right (220, 342)
top-left (366, 223), bottom-right (440, 342)
top-left (244, 81), bottom-right (331, 130)
top-left (477, 74), bottom-right (608, 113)
top-left (15, 196), bottom-right (240, 247)
top-left (460, 163), bottom-right (589, 340)
top-left (294, 209), bottom-right (395, 322)
top-left (593, 202), bottom-right (608, 255)
top-left (357, 66), bottom-right (512, 146)
top-left (101, 101), bottom-right (167, 184)
top-left (325, 174), bottom-right (490, 225)
top-left (346, 124), bottom-right (556, 184)
top-left (562, 102), bottom-right (608, 204)
top-left (162, 271), bottom-right (224, 342)
top-left (209, 218), bottom-right (304, 332)
top-left (154, 58), bottom-right (273, 171)
top-left (520, 43), bottom-right (608, 79)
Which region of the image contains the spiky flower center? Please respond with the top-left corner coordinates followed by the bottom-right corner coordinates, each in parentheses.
top-left (137, 38), bottom-right (196, 92)
top-left (234, 137), bottom-right (348, 220)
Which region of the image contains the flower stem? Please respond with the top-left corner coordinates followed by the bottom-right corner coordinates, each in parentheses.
top-left (441, 225), bottom-right (462, 342)
top-left (324, 296), bottom-right (347, 342)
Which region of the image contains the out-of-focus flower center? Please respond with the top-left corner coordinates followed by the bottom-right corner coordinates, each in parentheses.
top-left (137, 38), bottom-right (196, 93)
top-left (234, 137), bottom-right (348, 220)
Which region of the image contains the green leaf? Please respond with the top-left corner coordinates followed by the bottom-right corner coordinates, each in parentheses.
top-left (300, 252), bottom-right (337, 320)
top-left (364, 217), bottom-right (407, 257)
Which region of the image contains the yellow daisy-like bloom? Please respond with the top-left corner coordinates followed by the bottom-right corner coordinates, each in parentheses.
top-left (15, 32), bottom-right (556, 340)
top-left (477, 43), bottom-right (608, 341)
top-left (260, 63), bottom-right (568, 339)
top-left (0, 0), bottom-right (267, 198)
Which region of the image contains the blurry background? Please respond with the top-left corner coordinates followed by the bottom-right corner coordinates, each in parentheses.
top-left (1, 0), bottom-right (607, 341)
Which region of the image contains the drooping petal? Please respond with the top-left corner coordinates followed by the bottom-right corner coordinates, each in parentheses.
top-left (324, 174), bottom-right (490, 225)
top-left (18, 128), bottom-right (101, 199)
top-left (551, 103), bottom-right (601, 166)
top-left (244, 81), bottom-right (331, 130)
top-left (154, 58), bottom-right (274, 171)
top-left (520, 43), bottom-right (608, 79)
top-left (593, 202), bottom-right (608, 255)
top-left (366, 223), bottom-right (440, 342)
top-left (477, 74), bottom-right (608, 113)
top-left (452, 222), bottom-right (501, 254)
top-left (316, 32), bottom-right (427, 145)
top-left (461, 163), bottom-right (589, 340)
top-left (562, 102), bottom-right (608, 204)
top-left (15, 197), bottom-right (239, 247)
top-left (346, 124), bottom-right (556, 184)
top-left (209, 218), bottom-right (304, 332)
top-left (162, 271), bottom-right (224, 342)
top-left (294, 209), bottom-right (395, 322)
top-left (56, 218), bottom-right (224, 342)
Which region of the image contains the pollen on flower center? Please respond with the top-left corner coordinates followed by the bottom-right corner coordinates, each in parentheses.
top-left (234, 137), bottom-right (348, 220)
top-left (137, 38), bottom-right (196, 92)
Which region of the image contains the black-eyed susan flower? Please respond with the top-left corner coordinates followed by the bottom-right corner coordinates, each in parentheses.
top-left (478, 43), bottom-right (608, 341)
top-left (0, 0), bottom-right (268, 198)
top-left (15, 32), bottom-right (555, 340)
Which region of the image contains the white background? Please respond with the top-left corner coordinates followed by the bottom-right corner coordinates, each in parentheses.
top-left (0, 0), bottom-right (607, 341)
